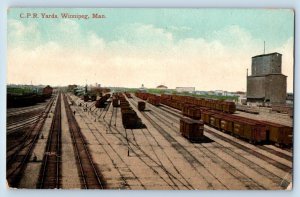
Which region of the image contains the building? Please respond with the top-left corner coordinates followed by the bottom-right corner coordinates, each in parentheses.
top-left (138, 84), bottom-right (147, 92)
top-left (156, 85), bottom-right (168, 89)
top-left (194, 91), bottom-right (207, 95)
top-left (176, 87), bottom-right (195, 93)
top-left (247, 52), bottom-right (287, 104)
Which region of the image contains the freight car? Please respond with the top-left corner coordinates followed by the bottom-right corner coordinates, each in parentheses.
top-left (135, 92), bottom-right (151, 100)
top-left (209, 114), bottom-right (224, 129)
top-left (119, 96), bottom-right (143, 129)
top-left (83, 94), bottom-right (89, 102)
top-left (161, 98), bottom-right (183, 110)
top-left (147, 96), bottom-right (160, 106)
top-left (201, 110), bottom-right (215, 125)
top-left (260, 121), bottom-right (293, 147)
top-left (95, 94), bottom-right (110, 108)
top-left (112, 98), bottom-right (120, 107)
top-left (42, 85), bottom-right (53, 98)
top-left (220, 115), bottom-right (235, 134)
top-left (232, 118), bottom-right (267, 144)
top-left (222, 101), bottom-right (236, 113)
top-left (182, 104), bottom-right (201, 119)
top-left (121, 110), bottom-right (141, 129)
top-left (180, 117), bottom-right (204, 142)
top-left (138, 101), bottom-right (146, 111)
top-left (124, 92), bottom-right (132, 98)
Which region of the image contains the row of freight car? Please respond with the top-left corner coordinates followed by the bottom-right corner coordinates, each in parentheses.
top-left (134, 92), bottom-right (292, 147)
top-left (178, 102), bottom-right (293, 147)
top-left (161, 94), bottom-right (236, 114)
top-left (7, 85), bottom-right (53, 108)
top-left (135, 92), bottom-right (236, 113)
top-left (177, 100), bottom-right (292, 147)
top-left (114, 93), bottom-right (143, 129)
top-left (135, 92), bottom-right (160, 106)
top-left (124, 92), bottom-right (132, 98)
top-left (200, 109), bottom-right (292, 147)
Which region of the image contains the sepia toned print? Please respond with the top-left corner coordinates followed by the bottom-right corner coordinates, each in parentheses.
top-left (7, 8), bottom-right (293, 190)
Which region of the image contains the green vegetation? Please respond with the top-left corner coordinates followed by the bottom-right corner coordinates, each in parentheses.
top-left (146, 88), bottom-right (170, 94)
top-left (180, 92), bottom-right (238, 102)
top-left (7, 86), bottom-right (35, 95)
top-left (112, 87), bottom-right (238, 102)
top-left (123, 88), bottom-right (138, 93)
top-left (147, 89), bottom-right (238, 101)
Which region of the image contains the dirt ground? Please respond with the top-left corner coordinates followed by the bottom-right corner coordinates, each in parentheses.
top-left (9, 93), bottom-right (293, 190)
top-left (65, 94), bottom-right (292, 190)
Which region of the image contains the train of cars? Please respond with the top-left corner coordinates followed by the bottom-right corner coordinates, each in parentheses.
top-left (134, 92), bottom-right (292, 147)
top-left (135, 92), bottom-right (160, 106)
top-left (112, 93), bottom-right (143, 129)
top-left (78, 90), bottom-right (292, 148)
top-left (95, 94), bottom-right (110, 108)
top-left (7, 85), bottom-right (53, 108)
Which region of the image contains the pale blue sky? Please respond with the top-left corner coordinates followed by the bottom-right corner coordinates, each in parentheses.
top-left (7, 8), bottom-right (294, 92)
top-left (8, 8), bottom-right (294, 48)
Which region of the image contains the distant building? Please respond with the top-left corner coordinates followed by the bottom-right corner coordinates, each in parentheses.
top-left (214, 90), bottom-right (225, 96)
top-left (156, 85), bottom-right (168, 89)
top-left (68, 84), bottom-right (77, 91)
top-left (176, 87), bottom-right (195, 93)
top-left (247, 52), bottom-right (287, 104)
top-left (194, 91), bottom-right (207, 95)
top-left (235, 91), bottom-right (247, 105)
top-left (139, 84), bottom-right (147, 92)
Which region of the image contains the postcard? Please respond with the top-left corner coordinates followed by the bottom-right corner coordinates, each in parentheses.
top-left (7, 8), bottom-right (294, 190)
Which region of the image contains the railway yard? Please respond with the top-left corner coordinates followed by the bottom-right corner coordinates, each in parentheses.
top-left (6, 90), bottom-right (293, 190)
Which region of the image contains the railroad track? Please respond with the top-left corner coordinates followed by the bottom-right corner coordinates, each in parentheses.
top-left (68, 98), bottom-right (144, 189)
top-left (70, 93), bottom-right (292, 189)
top-left (7, 109), bottom-right (44, 125)
top-left (139, 126), bottom-right (195, 189)
top-left (158, 102), bottom-right (293, 164)
top-left (128, 99), bottom-right (228, 189)
top-left (73, 95), bottom-right (191, 189)
top-left (37, 93), bottom-right (62, 189)
top-left (148, 108), bottom-right (285, 189)
top-left (130, 97), bottom-right (291, 189)
top-left (106, 118), bottom-right (192, 189)
top-left (7, 104), bottom-right (46, 117)
top-left (63, 93), bottom-right (105, 189)
top-left (73, 95), bottom-right (183, 189)
top-left (159, 103), bottom-right (293, 157)
top-left (6, 95), bottom-right (56, 188)
top-left (7, 115), bottom-right (41, 134)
